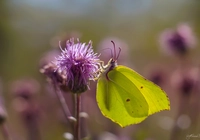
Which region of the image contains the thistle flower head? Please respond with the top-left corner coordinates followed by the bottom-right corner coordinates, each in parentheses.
top-left (54, 38), bottom-right (100, 93)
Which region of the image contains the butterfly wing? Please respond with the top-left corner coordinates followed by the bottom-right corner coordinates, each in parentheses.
top-left (114, 65), bottom-right (170, 115)
top-left (97, 66), bottom-right (149, 127)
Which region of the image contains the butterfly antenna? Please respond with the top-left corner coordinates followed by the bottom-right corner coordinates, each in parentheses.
top-left (116, 47), bottom-right (121, 60)
top-left (111, 40), bottom-right (116, 59)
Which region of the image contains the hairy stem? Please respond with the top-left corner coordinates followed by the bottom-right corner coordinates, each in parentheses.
top-left (53, 82), bottom-right (74, 131)
top-left (74, 94), bottom-right (81, 140)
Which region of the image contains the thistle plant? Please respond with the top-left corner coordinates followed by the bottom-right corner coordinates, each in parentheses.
top-left (41, 38), bottom-right (100, 140)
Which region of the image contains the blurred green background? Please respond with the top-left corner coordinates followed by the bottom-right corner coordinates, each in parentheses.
top-left (1, 0), bottom-right (200, 140)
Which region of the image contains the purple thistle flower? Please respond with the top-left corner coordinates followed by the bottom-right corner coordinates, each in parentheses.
top-left (159, 23), bottom-right (196, 56)
top-left (54, 38), bottom-right (100, 93)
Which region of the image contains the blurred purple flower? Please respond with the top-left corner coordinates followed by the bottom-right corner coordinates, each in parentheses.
top-left (159, 23), bottom-right (196, 56)
top-left (148, 68), bottom-right (165, 86)
top-left (170, 67), bottom-right (199, 95)
top-left (54, 38), bottom-right (100, 93)
top-left (11, 78), bottom-right (40, 100)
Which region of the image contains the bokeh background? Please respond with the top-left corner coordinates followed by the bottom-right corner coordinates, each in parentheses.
top-left (1, 0), bottom-right (200, 140)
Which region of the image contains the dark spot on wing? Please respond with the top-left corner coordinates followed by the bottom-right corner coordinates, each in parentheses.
top-left (126, 99), bottom-right (130, 102)
top-left (140, 86), bottom-right (143, 89)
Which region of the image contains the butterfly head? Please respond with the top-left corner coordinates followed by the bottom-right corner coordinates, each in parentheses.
top-left (99, 41), bottom-right (121, 77)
